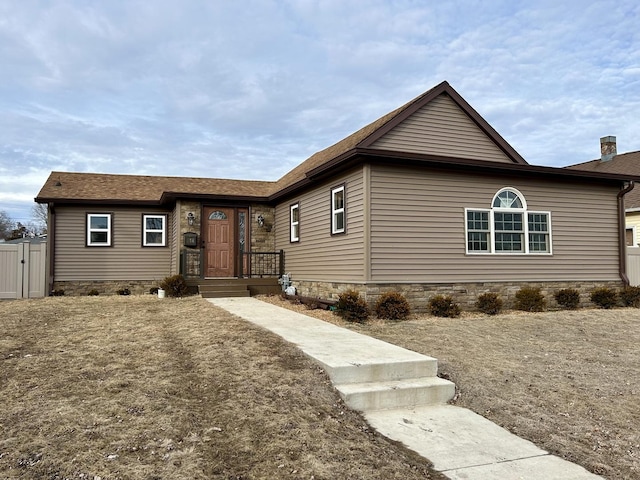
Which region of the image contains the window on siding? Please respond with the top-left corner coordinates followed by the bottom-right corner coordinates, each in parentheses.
top-left (87, 213), bottom-right (112, 247)
top-left (331, 185), bottom-right (345, 235)
top-left (143, 214), bottom-right (166, 247)
top-left (466, 188), bottom-right (551, 254)
top-left (290, 203), bottom-right (299, 242)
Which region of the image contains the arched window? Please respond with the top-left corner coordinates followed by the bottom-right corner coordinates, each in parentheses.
top-left (465, 188), bottom-right (551, 255)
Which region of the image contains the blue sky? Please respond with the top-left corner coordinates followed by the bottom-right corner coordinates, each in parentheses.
top-left (1, 0), bottom-right (639, 224)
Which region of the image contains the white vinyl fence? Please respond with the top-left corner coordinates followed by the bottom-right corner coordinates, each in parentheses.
top-left (0, 241), bottom-right (47, 299)
top-left (627, 246), bottom-right (640, 287)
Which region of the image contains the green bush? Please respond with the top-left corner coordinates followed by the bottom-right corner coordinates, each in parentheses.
top-left (87, 289), bottom-right (100, 296)
top-left (620, 286), bottom-right (640, 307)
top-left (116, 288), bottom-right (131, 296)
top-left (375, 291), bottom-right (411, 320)
top-left (590, 287), bottom-right (618, 309)
top-left (514, 286), bottom-right (546, 312)
top-left (428, 295), bottom-right (461, 318)
top-left (335, 289), bottom-right (370, 323)
top-left (159, 274), bottom-right (189, 298)
top-left (554, 288), bottom-right (580, 309)
top-left (476, 292), bottom-right (503, 315)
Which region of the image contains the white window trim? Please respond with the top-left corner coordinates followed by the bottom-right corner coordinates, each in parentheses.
top-left (465, 188), bottom-right (552, 255)
top-left (290, 203), bottom-right (299, 242)
top-left (87, 213), bottom-right (112, 247)
top-left (143, 214), bottom-right (166, 247)
top-left (331, 185), bottom-right (345, 235)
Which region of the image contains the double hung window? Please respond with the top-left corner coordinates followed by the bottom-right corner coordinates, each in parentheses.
top-left (143, 214), bottom-right (166, 247)
top-left (331, 185), bottom-right (345, 235)
top-left (466, 188), bottom-right (551, 254)
top-left (87, 213), bottom-right (112, 246)
top-left (290, 203), bottom-right (299, 242)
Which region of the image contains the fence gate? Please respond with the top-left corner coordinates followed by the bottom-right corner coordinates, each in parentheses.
top-left (627, 246), bottom-right (640, 287)
top-left (0, 241), bottom-right (47, 299)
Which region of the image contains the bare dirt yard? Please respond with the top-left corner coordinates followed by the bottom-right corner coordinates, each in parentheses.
top-left (0, 296), bottom-right (443, 480)
top-left (261, 295), bottom-right (640, 480)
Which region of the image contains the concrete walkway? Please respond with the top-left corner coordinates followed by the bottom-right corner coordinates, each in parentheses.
top-left (207, 297), bottom-right (602, 480)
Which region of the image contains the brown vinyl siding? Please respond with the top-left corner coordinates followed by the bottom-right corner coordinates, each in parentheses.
top-left (275, 168), bottom-right (365, 282)
top-left (370, 94), bottom-right (513, 163)
top-left (370, 165), bottom-right (620, 283)
top-left (54, 206), bottom-right (173, 281)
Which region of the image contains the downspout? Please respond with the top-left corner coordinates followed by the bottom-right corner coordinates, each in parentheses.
top-left (618, 181), bottom-right (635, 285)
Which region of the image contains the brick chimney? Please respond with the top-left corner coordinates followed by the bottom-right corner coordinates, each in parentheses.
top-left (600, 136), bottom-right (617, 161)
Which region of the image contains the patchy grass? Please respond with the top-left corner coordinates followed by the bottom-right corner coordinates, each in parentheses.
top-left (263, 295), bottom-right (640, 480)
top-left (0, 296), bottom-right (443, 480)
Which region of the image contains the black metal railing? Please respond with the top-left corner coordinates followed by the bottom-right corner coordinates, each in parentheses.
top-left (180, 248), bottom-right (284, 279)
top-left (180, 248), bottom-right (204, 278)
top-left (239, 249), bottom-right (284, 278)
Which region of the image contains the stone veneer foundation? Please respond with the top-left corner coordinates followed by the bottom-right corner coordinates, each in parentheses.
top-left (292, 279), bottom-right (625, 312)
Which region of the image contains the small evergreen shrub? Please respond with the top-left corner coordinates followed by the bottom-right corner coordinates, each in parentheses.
top-left (149, 287), bottom-right (159, 295)
top-left (514, 286), bottom-right (546, 312)
top-left (117, 288), bottom-right (131, 296)
top-left (160, 274), bottom-right (189, 298)
top-left (375, 291), bottom-right (411, 320)
top-left (590, 287), bottom-right (618, 309)
top-left (87, 289), bottom-right (100, 296)
top-left (51, 289), bottom-right (65, 296)
top-left (476, 292), bottom-right (503, 315)
top-left (428, 295), bottom-right (461, 318)
top-left (335, 289), bottom-right (370, 323)
top-left (554, 288), bottom-right (580, 310)
top-left (620, 286), bottom-right (640, 307)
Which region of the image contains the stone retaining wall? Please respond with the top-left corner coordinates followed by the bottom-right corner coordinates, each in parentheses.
top-left (292, 279), bottom-right (624, 312)
top-left (52, 280), bottom-right (160, 296)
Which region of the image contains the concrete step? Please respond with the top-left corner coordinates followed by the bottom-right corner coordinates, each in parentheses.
top-left (328, 358), bottom-right (439, 385)
top-left (336, 376), bottom-right (455, 412)
top-left (199, 284), bottom-right (249, 292)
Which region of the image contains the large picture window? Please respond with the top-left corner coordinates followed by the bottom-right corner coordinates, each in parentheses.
top-left (466, 188), bottom-right (551, 254)
top-left (331, 185), bottom-right (345, 235)
top-left (87, 213), bottom-right (112, 247)
top-left (143, 214), bottom-right (166, 247)
top-left (290, 203), bottom-right (300, 242)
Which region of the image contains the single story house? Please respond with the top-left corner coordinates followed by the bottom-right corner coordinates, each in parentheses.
top-left (36, 81), bottom-right (640, 309)
top-left (567, 137), bottom-right (640, 247)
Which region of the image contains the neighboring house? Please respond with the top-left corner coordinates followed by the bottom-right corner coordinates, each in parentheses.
top-left (35, 81), bottom-right (640, 308)
top-left (567, 137), bottom-right (640, 247)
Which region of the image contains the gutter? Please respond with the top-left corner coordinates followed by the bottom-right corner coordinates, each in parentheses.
top-left (618, 181), bottom-right (635, 285)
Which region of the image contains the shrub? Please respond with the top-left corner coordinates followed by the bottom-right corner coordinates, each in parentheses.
top-left (117, 288), bottom-right (131, 296)
top-left (590, 287), bottom-right (618, 309)
top-left (159, 274), bottom-right (189, 298)
top-left (375, 291), bottom-right (411, 320)
top-left (87, 289), bottom-right (100, 296)
top-left (620, 286), bottom-right (640, 307)
top-left (554, 288), bottom-right (580, 309)
top-left (476, 292), bottom-right (503, 315)
top-left (514, 286), bottom-right (546, 312)
top-left (51, 289), bottom-right (64, 296)
top-left (149, 287), bottom-right (159, 295)
top-left (335, 289), bottom-right (370, 323)
top-left (428, 295), bottom-right (461, 318)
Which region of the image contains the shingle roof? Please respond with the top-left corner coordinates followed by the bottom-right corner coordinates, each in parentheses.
top-left (566, 151), bottom-right (640, 208)
top-left (36, 171), bottom-right (275, 203)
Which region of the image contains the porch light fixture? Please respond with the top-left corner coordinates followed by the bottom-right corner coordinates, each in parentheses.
top-left (257, 214), bottom-right (265, 227)
top-left (187, 212), bottom-right (195, 226)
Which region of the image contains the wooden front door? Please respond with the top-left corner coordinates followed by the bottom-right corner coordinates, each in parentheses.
top-left (204, 207), bottom-right (235, 277)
